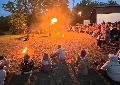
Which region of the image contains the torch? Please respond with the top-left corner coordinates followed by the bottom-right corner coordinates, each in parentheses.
top-left (22, 47), bottom-right (28, 54)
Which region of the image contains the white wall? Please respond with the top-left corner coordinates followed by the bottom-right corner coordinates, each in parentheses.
top-left (84, 20), bottom-right (90, 25)
top-left (97, 13), bottom-right (120, 24)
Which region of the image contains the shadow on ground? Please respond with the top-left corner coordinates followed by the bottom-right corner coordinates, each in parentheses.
top-left (5, 61), bottom-right (120, 85)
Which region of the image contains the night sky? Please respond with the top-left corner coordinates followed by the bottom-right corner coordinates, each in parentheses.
top-left (0, 0), bottom-right (120, 16)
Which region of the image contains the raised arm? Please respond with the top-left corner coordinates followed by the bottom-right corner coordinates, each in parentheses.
top-left (100, 61), bottom-right (109, 70)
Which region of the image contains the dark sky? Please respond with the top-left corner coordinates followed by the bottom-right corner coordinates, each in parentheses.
top-left (0, 0), bottom-right (120, 16)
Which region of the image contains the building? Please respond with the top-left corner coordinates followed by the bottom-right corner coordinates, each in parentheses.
top-left (94, 6), bottom-right (120, 24)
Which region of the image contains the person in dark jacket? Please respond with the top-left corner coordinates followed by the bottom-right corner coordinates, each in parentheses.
top-left (41, 53), bottom-right (51, 73)
top-left (21, 54), bottom-right (34, 74)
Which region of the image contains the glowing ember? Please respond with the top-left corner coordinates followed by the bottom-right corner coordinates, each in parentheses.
top-left (62, 33), bottom-right (64, 38)
top-left (51, 18), bottom-right (57, 24)
top-left (57, 32), bottom-right (60, 35)
top-left (22, 47), bottom-right (27, 53)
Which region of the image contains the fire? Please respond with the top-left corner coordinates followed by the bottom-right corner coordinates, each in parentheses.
top-left (62, 33), bottom-right (64, 38)
top-left (57, 32), bottom-right (60, 35)
top-left (51, 18), bottom-right (57, 24)
top-left (22, 47), bottom-right (27, 54)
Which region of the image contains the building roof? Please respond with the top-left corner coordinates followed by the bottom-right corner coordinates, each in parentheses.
top-left (95, 6), bottom-right (120, 14)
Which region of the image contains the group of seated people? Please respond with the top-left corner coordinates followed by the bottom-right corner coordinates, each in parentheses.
top-left (0, 45), bottom-right (120, 85)
top-left (68, 23), bottom-right (120, 52)
top-left (20, 45), bottom-right (91, 76)
top-left (20, 48), bottom-right (120, 83)
top-left (0, 45), bottom-right (91, 84)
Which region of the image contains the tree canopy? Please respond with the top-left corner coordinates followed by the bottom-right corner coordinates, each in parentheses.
top-left (3, 0), bottom-right (69, 15)
top-left (0, 16), bottom-right (10, 32)
top-left (2, 0), bottom-right (69, 34)
top-left (9, 13), bottom-right (28, 34)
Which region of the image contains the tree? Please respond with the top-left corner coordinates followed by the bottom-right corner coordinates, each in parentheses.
top-left (3, 0), bottom-right (41, 15)
top-left (3, 0), bottom-right (69, 15)
top-left (3, 0), bottom-right (69, 17)
top-left (0, 16), bottom-right (10, 32)
top-left (71, 0), bottom-right (98, 24)
top-left (3, 0), bottom-right (70, 34)
top-left (9, 13), bottom-right (28, 34)
top-left (107, 0), bottom-right (119, 6)
top-left (80, 0), bottom-right (92, 5)
top-left (72, 0), bottom-right (75, 8)
top-left (2, 1), bottom-right (16, 13)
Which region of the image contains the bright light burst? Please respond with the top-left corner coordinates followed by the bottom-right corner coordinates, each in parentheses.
top-left (51, 18), bottom-right (58, 24)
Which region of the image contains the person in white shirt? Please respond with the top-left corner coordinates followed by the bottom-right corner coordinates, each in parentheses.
top-left (56, 45), bottom-right (65, 61)
top-left (100, 54), bottom-right (120, 82)
top-left (76, 49), bottom-right (90, 75)
top-left (0, 55), bottom-right (10, 85)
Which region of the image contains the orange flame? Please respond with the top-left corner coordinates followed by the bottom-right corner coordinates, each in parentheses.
top-left (57, 32), bottom-right (60, 35)
top-left (51, 18), bottom-right (57, 24)
top-left (62, 33), bottom-right (64, 38)
top-left (22, 47), bottom-right (27, 54)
